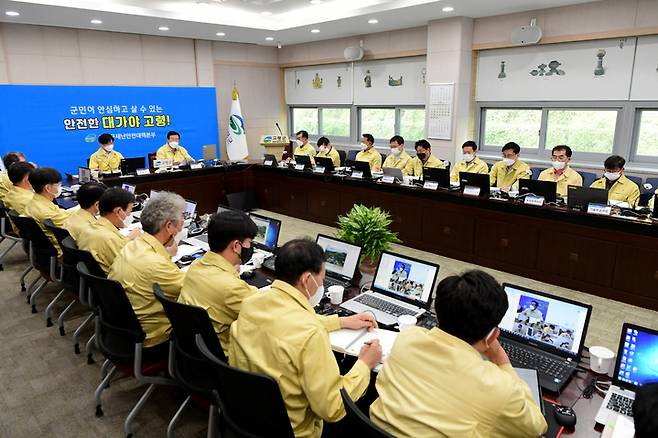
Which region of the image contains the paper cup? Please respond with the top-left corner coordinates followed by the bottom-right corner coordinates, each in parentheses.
top-left (398, 314), bottom-right (417, 331)
top-left (590, 345), bottom-right (616, 375)
top-left (251, 252), bottom-right (265, 268)
top-left (328, 285), bottom-right (345, 305)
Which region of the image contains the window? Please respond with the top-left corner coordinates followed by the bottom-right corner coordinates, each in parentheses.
top-left (482, 108), bottom-right (542, 150)
top-left (635, 110), bottom-right (658, 158)
top-left (292, 108), bottom-right (318, 136)
top-left (399, 109), bottom-right (426, 143)
top-left (321, 108), bottom-right (350, 138)
top-left (546, 109), bottom-right (617, 154)
top-left (360, 108), bottom-right (395, 141)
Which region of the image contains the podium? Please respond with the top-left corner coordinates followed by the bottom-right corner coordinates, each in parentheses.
top-left (259, 135), bottom-right (290, 160)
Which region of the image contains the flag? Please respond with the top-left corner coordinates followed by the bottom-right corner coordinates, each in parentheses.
top-left (226, 83), bottom-right (249, 161)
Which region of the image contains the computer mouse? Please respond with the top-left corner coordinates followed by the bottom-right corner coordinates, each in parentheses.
top-left (553, 406), bottom-right (577, 428)
top-left (241, 270), bottom-right (255, 279)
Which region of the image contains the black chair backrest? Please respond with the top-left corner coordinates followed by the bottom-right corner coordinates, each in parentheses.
top-left (44, 220), bottom-right (77, 289)
top-left (77, 261), bottom-right (144, 361)
top-left (8, 211), bottom-right (56, 253)
top-left (340, 388), bottom-right (395, 438)
top-left (337, 149), bottom-right (347, 167)
top-left (153, 283), bottom-right (226, 395)
top-left (0, 201), bottom-right (16, 236)
top-left (196, 334), bottom-right (295, 438)
top-left (62, 237), bottom-right (105, 278)
top-left (43, 219), bottom-right (71, 247)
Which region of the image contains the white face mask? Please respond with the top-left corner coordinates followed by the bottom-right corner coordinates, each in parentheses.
top-left (361, 142), bottom-right (369, 151)
top-left (169, 141), bottom-right (179, 149)
top-left (605, 171), bottom-right (621, 182)
top-left (119, 209), bottom-right (133, 228)
top-left (305, 275), bottom-right (324, 307)
top-left (103, 144), bottom-right (114, 152)
top-left (318, 145), bottom-right (327, 154)
top-left (503, 157), bottom-right (516, 167)
top-left (552, 160), bottom-right (567, 170)
top-left (390, 147), bottom-right (401, 157)
top-left (174, 227), bottom-right (186, 244)
top-left (295, 139), bottom-right (304, 147)
top-left (50, 184), bottom-right (62, 198)
top-left (463, 153), bottom-right (475, 162)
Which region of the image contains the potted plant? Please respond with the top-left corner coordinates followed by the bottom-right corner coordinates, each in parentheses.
top-left (336, 204), bottom-right (401, 277)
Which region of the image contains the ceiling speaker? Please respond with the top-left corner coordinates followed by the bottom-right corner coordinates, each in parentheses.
top-left (511, 19), bottom-right (543, 46)
top-left (344, 46), bottom-right (364, 61)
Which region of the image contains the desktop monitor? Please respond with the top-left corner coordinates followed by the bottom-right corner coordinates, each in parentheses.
top-left (500, 283), bottom-right (592, 360)
top-left (184, 199), bottom-right (197, 220)
top-left (294, 154), bottom-right (313, 171)
top-left (248, 212), bottom-right (282, 251)
top-left (567, 186), bottom-right (608, 211)
top-left (459, 171), bottom-right (490, 197)
top-left (519, 179), bottom-right (558, 203)
top-left (316, 234), bottom-right (362, 282)
top-left (611, 323), bottom-right (658, 389)
top-left (78, 167), bottom-right (91, 184)
top-left (121, 183), bottom-right (136, 194)
top-left (423, 167), bottom-right (450, 189)
top-left (345, 160), bottom-right (372, 179)
top-left (203, 144), bottom-right (217, 161)
top-left (314, 156), bottom-right (335, 173)
top-left (371, 251), bottom-right (440, 310)
top-left (120, 157), bottom-right (146, 176)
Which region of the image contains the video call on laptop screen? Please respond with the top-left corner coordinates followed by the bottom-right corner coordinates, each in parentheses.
top-left (316, 236), bottom-right (360, 280)
top-left (615, 326), bottom-right (658, 387)
top-left (249, 214), bottom-right (280, 249)
top-left (500, 285), bottom-right (589, 356)
top-left (373, 253), bottom-right (437, 304)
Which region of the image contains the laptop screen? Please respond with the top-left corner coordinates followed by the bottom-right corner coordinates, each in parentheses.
top-left (372, 252), bottom-right (439, 307)
top-left (614, 324), bottom-right (658, 388)
top-left (249, 213), bottom-right (281, 250)
top-left (500, 284), bottom-right (591, 358)
top-left (121, 183), bottom-right (136, 194)
top-left (184, 199), bottom-right (197, 219)
top-left (316, 235), bottom-right (362, 280)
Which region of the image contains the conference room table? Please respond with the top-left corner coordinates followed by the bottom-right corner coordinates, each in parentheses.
top-left (99, 161), bottom-right (658, 314)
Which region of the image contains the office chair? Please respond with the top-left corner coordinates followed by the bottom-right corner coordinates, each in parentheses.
top-left (76, 262), bottom-right (175, 438)
top-left (347, 150), bottom-right (359, 162)
top-left (641, 177), bottom-right (658, 207)
top-left (60, 236), bottom-right (105, 357)
top-left (530, 167), bottom-right (544, 180)
top-left (0, 201), bottom-right (23, 271)
top-left (153, 283), bottom-right (225, 438)
top-left (43, 219), bottom-right (78, 329)
top-left (380, 152), bottom-right (387, 164)
top-left (8, 211), bottom-right (61, 314)
top-left (340, 388), bottom-right (395, 438)
top-left (579, 171), bottom-right (598, 188)
top-left (195, 334), bottom-right (295, 438)
top-left (337, 149), bottom-right (347, 167)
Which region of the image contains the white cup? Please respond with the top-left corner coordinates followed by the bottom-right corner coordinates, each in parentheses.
top-left (590, 346), bottom-right (616, 375)
top-left (328, 285), bottom-right (344, 305)
top-left (398, 314), bottom-right (417, 331)
top-left (251, 252), bottom-right (265, 269)
top-left (402, 176), bottom-right (412, 185)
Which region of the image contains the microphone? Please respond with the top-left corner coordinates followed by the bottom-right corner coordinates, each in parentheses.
top-left (275, 122), bottom-right (283, 137)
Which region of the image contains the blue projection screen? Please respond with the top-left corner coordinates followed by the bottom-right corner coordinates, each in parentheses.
top-left (0, 85), bottom-right (219, 175)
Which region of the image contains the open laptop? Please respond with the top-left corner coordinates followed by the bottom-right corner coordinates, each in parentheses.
top-left (121, 183), bottom-right (136, 194)
top-left (567, 186), bottom-right (608, 211)
top-left (184, 199), bottom-right (197, 220)
top-left (595, 323), bottom-right (658, 425)
top-left (499, 283), bottom-right (593, 392)
top-left (423, 167), bottom-right (450, 189)
top-left (340, 251), bottom-right (439, 326)
top-left (314, 156), bottom-right (335, 174)
top-left (346, 160), bottom-right (373, 179)
top-left (248, 212), bottom-right (281, 259)
top-left (519, 179), bottom-right (558, 203)
top-left (383, 167), bottom-right (404, 182)
top-left (316, 234), bottom-right (362, 289)
top-left (78, 166), bottom-right (91, 184)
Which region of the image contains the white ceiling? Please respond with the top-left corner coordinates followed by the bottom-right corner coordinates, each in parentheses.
top-left (0, 0), bottom-right (600, 46)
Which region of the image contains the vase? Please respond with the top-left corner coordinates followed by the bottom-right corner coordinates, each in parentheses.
top-left (357, 257), bottom-right (378, 289)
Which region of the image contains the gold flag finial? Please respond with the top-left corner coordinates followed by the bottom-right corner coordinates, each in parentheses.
top-left (232, 82), bottom-right (239, 100)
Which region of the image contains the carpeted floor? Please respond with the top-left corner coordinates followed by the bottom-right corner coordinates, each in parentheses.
top-left (1, 209), bottom-right (656, 437)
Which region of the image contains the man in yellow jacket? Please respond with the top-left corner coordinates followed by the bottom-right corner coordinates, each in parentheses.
top-left (538, 145), bottom-right (582, 197)
top-left (382, 135), bottom-right (412, 174)
top-left (229, 238), bottom-right (382, 438)
top-left (405, 139), bottom-right (447, 177)
top-left (315, 136), bottom-right (341, 167)
top-left (89, 133), bottom-right (124, 174)
top-left (156, 131), bottom-right (193, 165)
top-left (3, 162), bottom-right (34, 235)
top-left (355, 133), bottom-right (382, 171)
top-left (490, 142), bottom-right (531, 191)
top-left (450, 140), bottom-right (489, 182)
top-left (370, 270), bottom-right (548, 438)
top-left (294, 130), bottom-right (317, 158)
top-left (178, 210), bottom-right (259, 358)
top-left (590, 155), bottom-right (640, 208)
top-left (63, 182), bottom-right (106, 241)
top-left (0, 152), bottom-right (26, 200)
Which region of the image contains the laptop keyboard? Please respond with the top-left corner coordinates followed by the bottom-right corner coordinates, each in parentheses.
top-left (500, 340), bottom-right (571, 381)
top-left (606, 393), bottom-right (634, 417)
top-left (323, 276), bottom-right (346, 289)
top-left (354, 294), bottom-right (417, 317)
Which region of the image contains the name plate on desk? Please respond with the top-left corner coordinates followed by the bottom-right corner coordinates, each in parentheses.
top-left (524, 195), bottom-right (545, 207)
top-left (381, 175), bottom-right (395, 184)
top-left (314, 166), bottom-right (325, 174)
top-left (294, 163), bottom-right (306, 171)
top-left (263, 160), bottom-right (274, 166)
top-left (191, 163), bottom-right (203, 170)
top-left (463, 185), bottom-right (481, 197)
top-left (423, 181), bottom-right (439, 190)
top-left (351, 171), bottom-right (363, 179)
top-left (587, 203), bottom-right (611, 216)
top-left (136, 168), bottom-right (150, 176)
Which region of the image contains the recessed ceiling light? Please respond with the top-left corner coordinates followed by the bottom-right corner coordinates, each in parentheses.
top-left (90, 19), bottom-right (102, 24)
top-left (442, 6), bottom-right (454, 12)
top-left (368, 19), bottom-right (378, 24)
top-left (216, 32), bottom-right (225, 36)
top-left (158, 26), bottom-right (169, 31)
top-left (261, 11), bottom-right (272, 16)
top-left (5, 11), bottom-right (20, 17)
top-left (265, 36), bottom-right (274, 41)
top-left (311, 29), bottom-right (320, 33)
